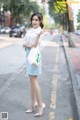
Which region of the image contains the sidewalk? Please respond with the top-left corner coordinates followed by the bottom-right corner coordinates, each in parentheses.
top-left (0, 36), bottom-right (22, 49)
top-left (62, 34), bottom-right (80, 120)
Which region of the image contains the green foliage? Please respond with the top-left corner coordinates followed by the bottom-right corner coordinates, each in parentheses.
top-left (77, 25), bottom-right (80, 30)
top-left (43, 15), bottom-right (55, 29)
top-left (54, 0), bottom-right (67, 14)
top-left (77, 10), bottom-right (80, 29)
top-left (48, 0), bottom-right (67, 14)
top-left (0, 0), bottom-right (41, 25)
top-left (48, 0), bottom-right (67, 25)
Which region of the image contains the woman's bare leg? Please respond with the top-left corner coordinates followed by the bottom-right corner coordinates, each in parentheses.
top-left (29, 76), bottom-right (36, 108)
top-left (25, 76), bottom-right (37, 113)
top-left (30, 75), bottom-right (43, 114)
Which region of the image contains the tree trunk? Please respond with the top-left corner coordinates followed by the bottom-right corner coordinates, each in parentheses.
top-left (66, 4), bottom-right (75, 47)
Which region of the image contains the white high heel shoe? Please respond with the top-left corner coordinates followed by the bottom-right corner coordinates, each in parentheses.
top-left (25, 102), bottom-right (37, 113)
top-left (25, 109), bottom-right (33, 113)
top-left (34, 102), bottom-right (46, 108)
top-left (34, 103), bottom-right (46, 117)
top-left (25, 102), bottom-right (45, 114)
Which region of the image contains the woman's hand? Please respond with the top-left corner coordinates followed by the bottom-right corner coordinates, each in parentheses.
top-left (38, 30), bottom-right (43, 36)
top-left (23, 44), bottom-right (28, 51)
top-left (23, 44), bottom-right (34, 49)
top-left (23, 44), bottom-right (27, 48)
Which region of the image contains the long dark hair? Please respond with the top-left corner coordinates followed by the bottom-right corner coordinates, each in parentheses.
top-left (30, 12), bottom-right (44, 28)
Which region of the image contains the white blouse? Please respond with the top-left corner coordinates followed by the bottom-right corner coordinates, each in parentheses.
top-left (24, 27), bottom-right (42, 46)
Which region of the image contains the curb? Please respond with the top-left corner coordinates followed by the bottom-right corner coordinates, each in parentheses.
top-left (62, 35), bottom-right (80, 120)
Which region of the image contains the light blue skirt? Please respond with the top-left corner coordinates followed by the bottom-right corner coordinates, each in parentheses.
top-left (26, 48), bottom-right (42, 76)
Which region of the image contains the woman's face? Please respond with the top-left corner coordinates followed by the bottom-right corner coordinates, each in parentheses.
top-left (31, 15), bottom-right (41, 28)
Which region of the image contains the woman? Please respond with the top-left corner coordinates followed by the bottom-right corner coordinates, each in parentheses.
top-left (23, 12), bottom-right (45, 117)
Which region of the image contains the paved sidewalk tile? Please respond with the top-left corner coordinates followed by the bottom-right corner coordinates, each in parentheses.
top-left (62, 34), bottom-right (80, 120)
top-left (62, 34), bottom-right (80, 74)
top-left (72, 34), bottom-right (80, 47)
top-left (67, 48), bottom-right (80, 74)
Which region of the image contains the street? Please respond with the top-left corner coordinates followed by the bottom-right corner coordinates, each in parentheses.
top-left (0, 33), bottom-right (78, 120)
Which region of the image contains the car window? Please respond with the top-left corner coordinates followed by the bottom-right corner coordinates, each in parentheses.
top-left (13, 28), bottom-right (20, 31)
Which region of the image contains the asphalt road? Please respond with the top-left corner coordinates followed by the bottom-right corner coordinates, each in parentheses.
top-left (0, 34), bottom-right (78, 120)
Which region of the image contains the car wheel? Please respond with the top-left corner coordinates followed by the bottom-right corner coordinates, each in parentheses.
top-left (19, 34), bottom-right (21, 38)
top-left (9, 34), bottom-right (12, 37)
top-left (21, 34), bottom-right (24, 38)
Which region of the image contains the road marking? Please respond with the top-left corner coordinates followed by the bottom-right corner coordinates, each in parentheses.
top-left (0, 73), bottom-right (16, 96)
top-left (49, 47), bottom-right (59, 120)
top-left (50, 75), bottom-right (58, 109)
top-left (49, 112), bottom-right (55, 120)
top-left (69, 118), bottom-right (73, 120)
top-left (16, 64), bottom-right (25, 74)
top-left (0, 63), bottom-right (25, 96)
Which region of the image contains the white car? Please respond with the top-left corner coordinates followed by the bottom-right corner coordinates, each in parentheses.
top-left (1, 27), bottom-right (11, 34)
top-left (75, 30), bottom-right (80, 35)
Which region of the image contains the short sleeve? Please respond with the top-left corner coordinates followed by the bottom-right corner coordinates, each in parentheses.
top-left (34, 27), bottom-right (42, 34)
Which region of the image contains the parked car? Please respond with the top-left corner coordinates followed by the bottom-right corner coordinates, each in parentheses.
top-left (9, 26), bottom-right (25, 37)
top-left (9, 26), bottom-right (23, 37)
top-left (20, 26), bottom-right (26, 37)
top-left (0, 27), bottom-right (11, 34)
top-left (75, 30), bottom-right (80, 35)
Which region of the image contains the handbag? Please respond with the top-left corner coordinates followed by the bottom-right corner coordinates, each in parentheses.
top-left (27, 47), bottom-right (41, 66)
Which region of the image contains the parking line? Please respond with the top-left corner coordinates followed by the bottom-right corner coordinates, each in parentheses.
top-left (49, 47), bottom-right (59, 120)
top-left (69, 118), bottom-right (73, 120)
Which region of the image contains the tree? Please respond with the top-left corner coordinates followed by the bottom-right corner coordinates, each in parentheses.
top-left (48, 0), bottom-right (75, 47)
top-left (0, 0), bottom-right (40, 26)
top-left (48, 0), bottom-right (74, 32)
top-left (48, 0), bottom-right (67, 31)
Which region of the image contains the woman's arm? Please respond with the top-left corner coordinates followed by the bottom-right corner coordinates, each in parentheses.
top-left (32, 31), bottom-right (43, 48)
top-left (23, 31), bottom-right (43, 49)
